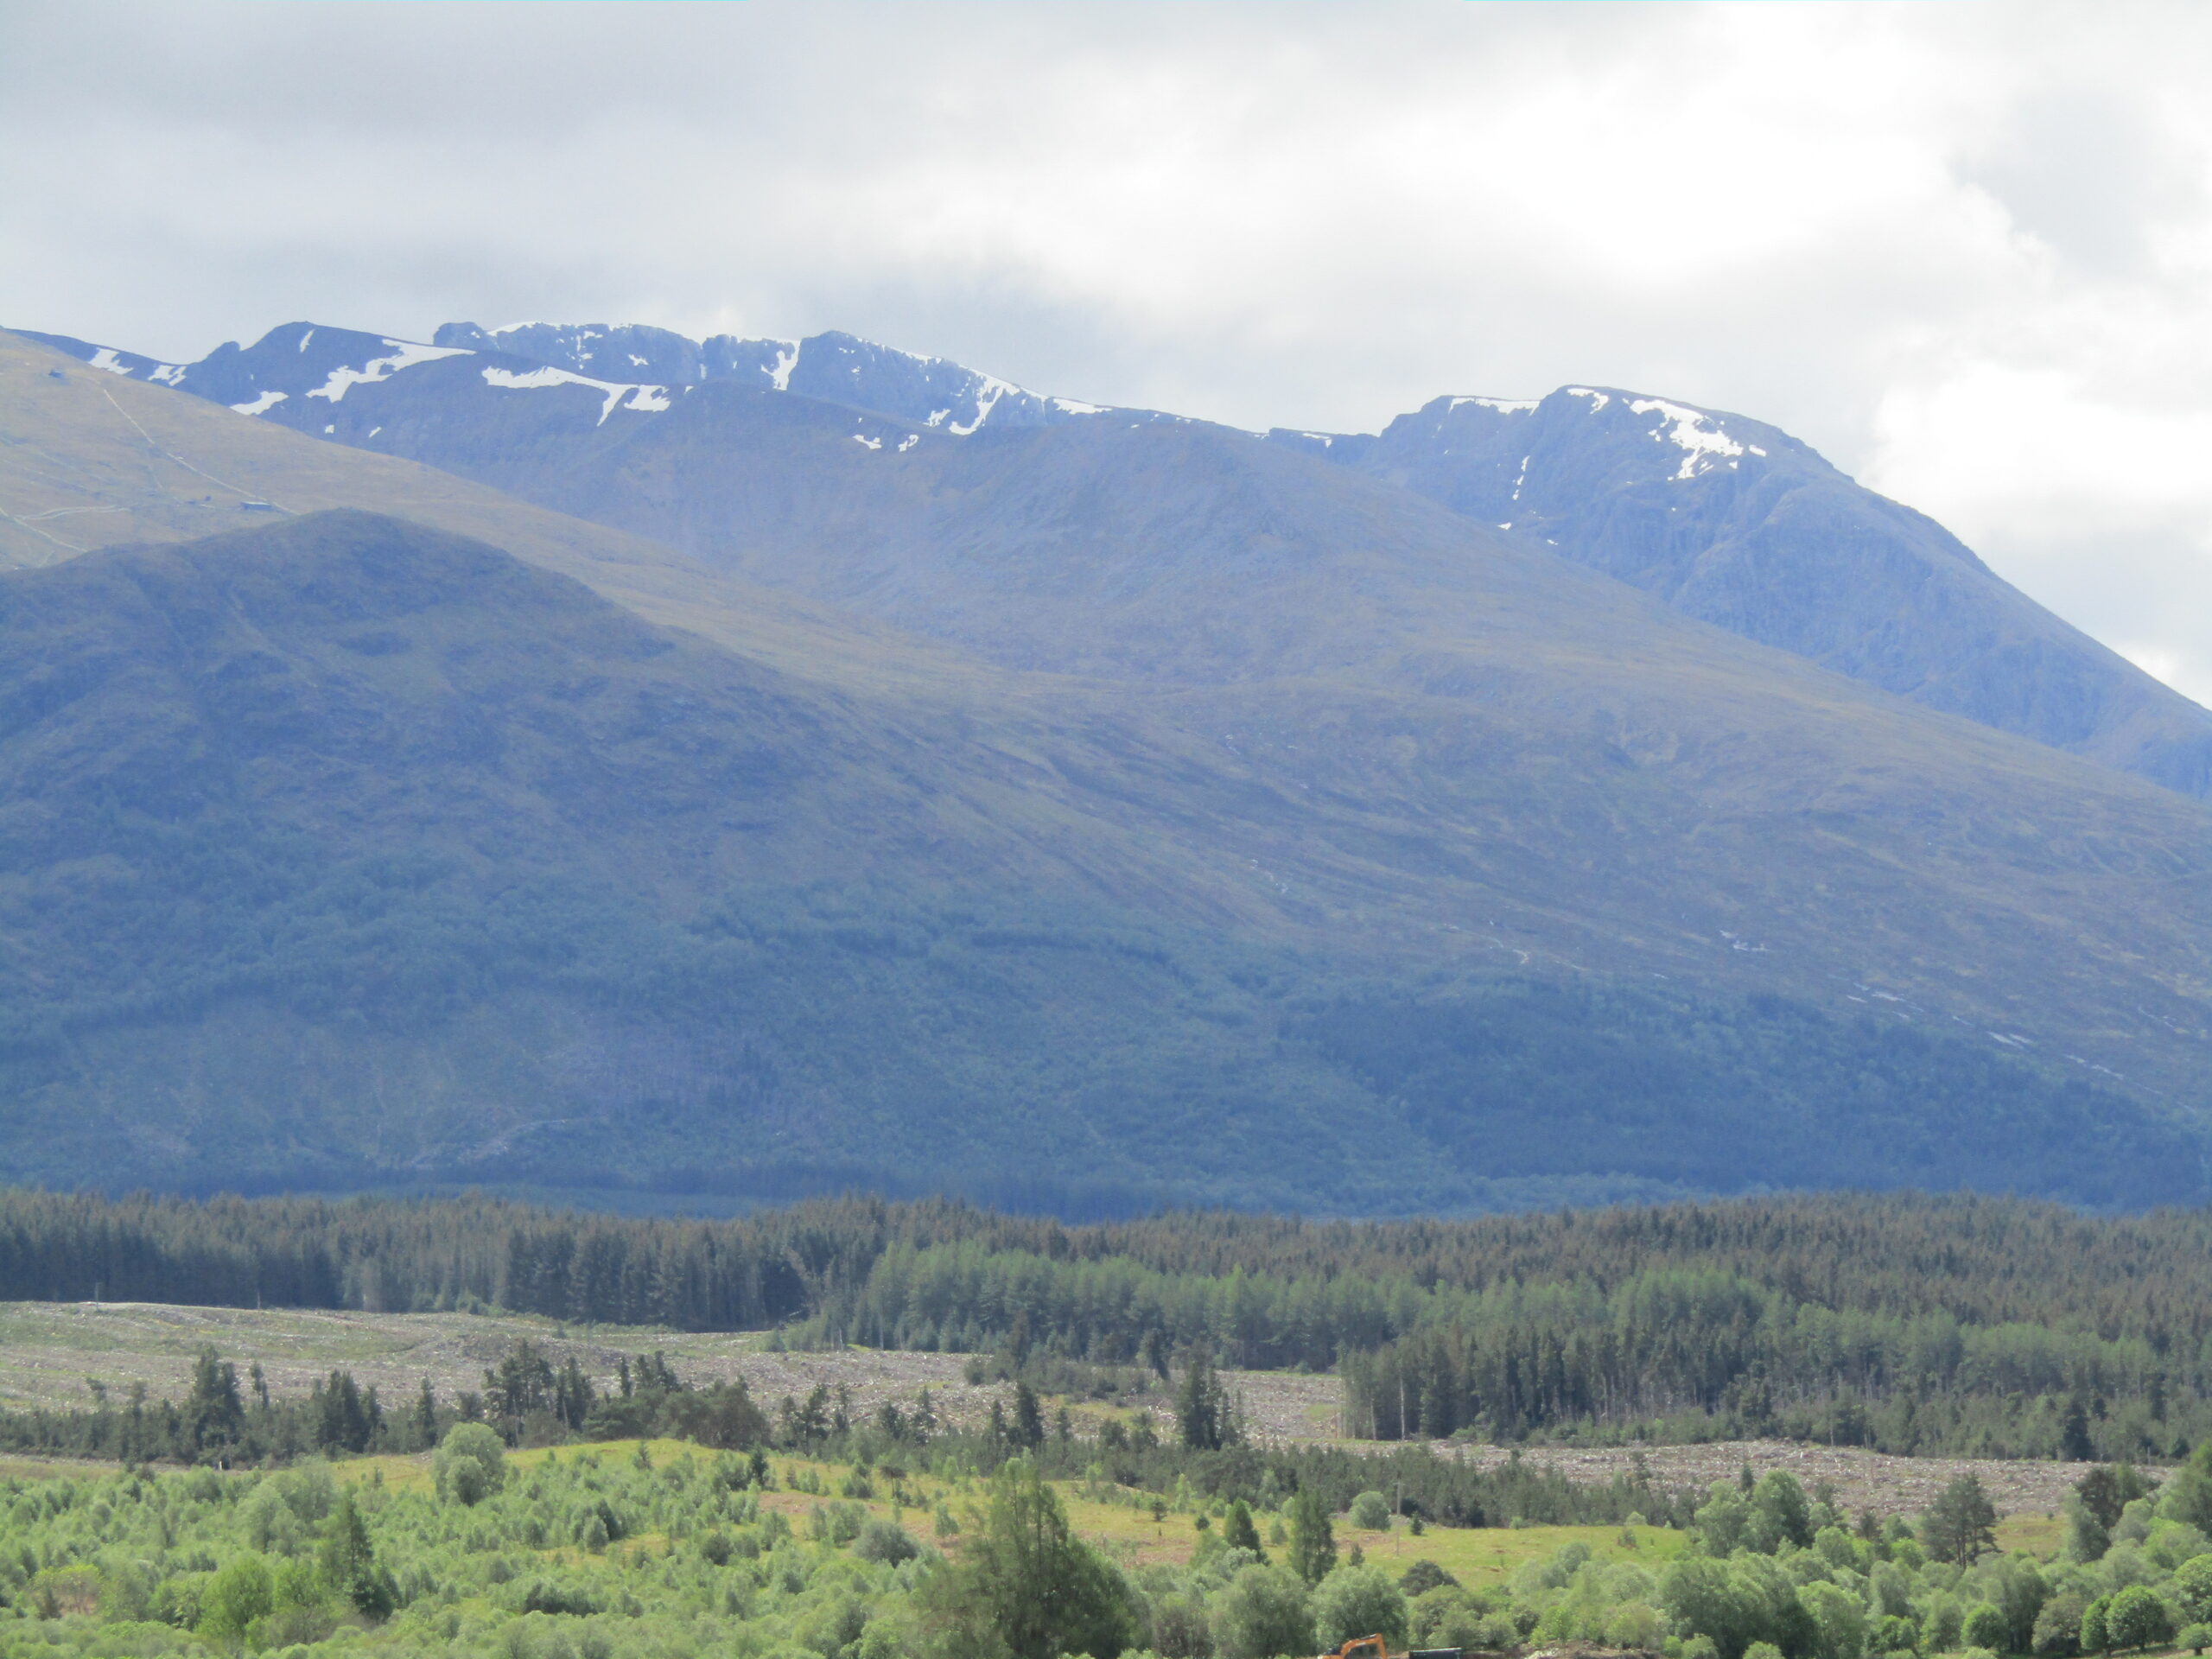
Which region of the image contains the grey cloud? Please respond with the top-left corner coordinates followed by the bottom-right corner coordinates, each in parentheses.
top-left (3, 0), bottom-right (2211, 707)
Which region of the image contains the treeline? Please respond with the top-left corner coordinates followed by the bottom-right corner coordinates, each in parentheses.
top-left (1336, 1274), bottom-right (2209, 1459)
top-left (11, 1188), bottom-right (2212, 1456)
top-left (0, 1339), bottom-right (772, 1469)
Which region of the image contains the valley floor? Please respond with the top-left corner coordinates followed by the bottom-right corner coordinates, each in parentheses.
top-left (0, 1302), bottom-right (2116, 1530)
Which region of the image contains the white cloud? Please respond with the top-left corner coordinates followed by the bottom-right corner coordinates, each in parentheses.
top-left (3, 0), bottom-right (2212, 706)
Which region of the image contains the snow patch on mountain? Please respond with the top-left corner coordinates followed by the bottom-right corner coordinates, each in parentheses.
top-left (1627, 397), bottom-right (1747, 480)
top-left (1449, 396), bottom-right (1540, 415)
top-left (1565, 387), bottom-right (1611, 412)
top-left (480, 365), bottom-right (670, 425)
top-left (231, 390), bottom-right (289, 416)
top-left (308, 340), bottom-right (469, 404)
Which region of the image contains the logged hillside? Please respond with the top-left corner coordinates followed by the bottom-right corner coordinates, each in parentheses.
top-left (5, 1188), bottom-right (2212, 1459)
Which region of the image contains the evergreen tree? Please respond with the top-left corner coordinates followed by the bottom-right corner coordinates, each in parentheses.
top-left (1922, 1473), bottom-right (1999, 1565)
top-left (2062, 1397), bottom-right (2095, 1461)
top-left (1289, 1486), bottom-right (1337, 1585)
top-left (316, 1491), bottom-right (394, 1619)
top-left (1014, 1382), bottom-right (1045, 1450)
top-left (181, 1347), bottom-right (244, 1460)
top-left (413, 1376), bottom-right (437, 1450)
top-left (1224, 1497), bottom-right (1266, 1560)
top-left (1177, 1348), bottom-right (1236, 1452)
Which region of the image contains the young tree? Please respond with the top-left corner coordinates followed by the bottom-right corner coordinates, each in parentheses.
top-left (1213, 1564), bottom-right (1316, 1659)
top-left (311, 1370), bottom-right (373, 1454)
top-left (2062, 1398), bottom-right (2096, 1462)
top-left (1313, 1563), bottom-right (1410, 1649)
top-left (433, 1422), bottom-right (506, 1505)
top-left (1013, 1381), bottom-right (1046, 1450)
top-left (1922, 1474), bottom-right (1999, 1565)
top-left (182, 1347), bottom-right (245, 1461)
top-left (1176, 1348), bottom-right (1238, 1452)
top-left (412, 1376), bottom-right (437, 1450)
top-left (1224, 1498), bottom-right (1266, 1560)
top-left (918, 1457), bottom-right (1136, 1659)
top-left (1289, 1487), bottom-right (1338, 1586)
top-left (316, 1491), bottom-right (395, 1620)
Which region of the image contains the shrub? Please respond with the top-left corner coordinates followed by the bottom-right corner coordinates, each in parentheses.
top-left (1348, 1491), bottom-right (1393, 1531)
top-left (1400, 1560), bottom-right (1458, 1599)
top-left (1213, 1564), bottom-right (1316, 1659)
top-left (1313, 1564), bottom-right (1408, 1649)
top-left (2034, 1591), bottom-right (2088, 1656)
top-left (434, 1423), bottom-right (506, 1505)
top-left (196, 1555), bottom-right (273, 1645)
top-left (854, 1520), bottom-right (919, 1566)
top-left (1966, 1604), bottom-right (2012, 1651)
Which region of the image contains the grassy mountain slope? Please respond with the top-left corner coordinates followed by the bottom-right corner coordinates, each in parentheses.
top-left (208, 353), bottom-right (2212, 1097)
top-left (5, 333), bottom-right (2212, 1207)
top-left (8, 512), bottom-right (2192, 1211)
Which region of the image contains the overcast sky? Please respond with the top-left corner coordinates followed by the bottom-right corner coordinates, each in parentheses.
top-left (7, 0), bottom-right (2212, 702)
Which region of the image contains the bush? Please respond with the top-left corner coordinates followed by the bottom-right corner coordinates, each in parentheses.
top-left (855, 1520), bottom-right (919, 1566)
top-left (1967, 1604), bottom-right (2012, 1651)
top-left (1400, 1560), bottom-right (1458, 1599)
top-left (2181, 1625), bottom-right (2212, 1656)
top-left (195, 1556), bottom-right (273, 1645)
top-left (1154, 1593), bottom-right (1216, 1659)
top-left (1213, 1564), bottom-right (1316, 1659)
top-left (1313, 1564), bottom-right (1409, 1649)
top-left (1348, 1491), bottom-right (1394, 1531)
top-left (2034, 1591), bottom-right (2088, 1656)
top-left (433, 1423), bottom-right (506, 1505)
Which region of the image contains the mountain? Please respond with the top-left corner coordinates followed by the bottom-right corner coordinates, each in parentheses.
top-left (45, 315), bottom-right (2201, 799)
top-left (7, 325), bottom-right (2212, 1212)
top-left (1268, 390), bottom-right (2212, 797)
top-left (0, 506), bottom-right (2198, 1212)
top-left (433, 321), bottom-right (1142, 433)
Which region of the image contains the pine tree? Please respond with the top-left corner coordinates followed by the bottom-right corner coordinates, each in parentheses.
top-left (1922, 1473), bottom-right (1998, 1564)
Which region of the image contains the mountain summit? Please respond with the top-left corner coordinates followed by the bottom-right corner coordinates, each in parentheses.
top-left (1271, 389), bottom-right (2212, 794)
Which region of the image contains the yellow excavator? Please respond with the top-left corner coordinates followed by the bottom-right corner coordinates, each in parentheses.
top-left (1322, 1639), bottom-right (1467, 1659)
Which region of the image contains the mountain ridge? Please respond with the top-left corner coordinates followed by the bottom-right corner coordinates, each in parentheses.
top-left (27, 315), bottom-right (2208, 798)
